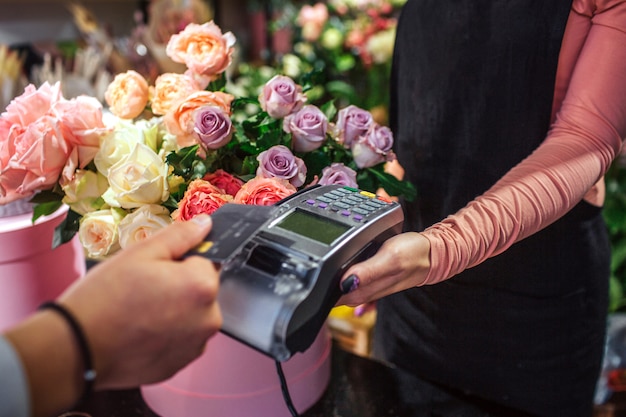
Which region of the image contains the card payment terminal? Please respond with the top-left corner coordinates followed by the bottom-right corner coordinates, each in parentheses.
top-left (188, 184), bottom-right (404, 361)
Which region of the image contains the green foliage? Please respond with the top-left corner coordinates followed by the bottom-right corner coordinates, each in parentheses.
top-left (604, 159), bottom-right (626, 312)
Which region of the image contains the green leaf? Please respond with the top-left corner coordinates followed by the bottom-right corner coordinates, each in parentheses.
top-left (365, 166), bottom-right (418, 202)
top-left (29, 189), bottom-right (64, 204)
top-left (207, 73), bottom-right (227, 92)
top-left (51, 209), bottom-right (81, 249)
top-left (32, 201), bottom-right (64, 223)
top-left (320, 100), bottom-right (338, 121)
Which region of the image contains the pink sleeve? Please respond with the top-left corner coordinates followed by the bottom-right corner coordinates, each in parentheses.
top-left (421, 0), bottom-right (626, 285)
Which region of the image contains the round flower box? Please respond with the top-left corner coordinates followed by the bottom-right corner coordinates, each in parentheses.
top-left (0, 205), bottom-right (85, 331)
top-left (141, 327), bottom-right (332, 417)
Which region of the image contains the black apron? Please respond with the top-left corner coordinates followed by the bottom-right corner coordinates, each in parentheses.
top-left (374, 1), bottom-right (609, 415)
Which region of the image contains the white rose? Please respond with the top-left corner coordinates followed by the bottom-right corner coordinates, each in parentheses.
top-left (94, 119), bottom-right (152, 176)
top-left (102, 143), bottom-right (170, 209)
top-left (118, 204), bottom-right (172, 249)
top-left (61, 169), bottom-right (109, 215)
top-left (79, 208), bottom-right (124, 259)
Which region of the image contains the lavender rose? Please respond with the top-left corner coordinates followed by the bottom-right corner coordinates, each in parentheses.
top-left (351, 124), bottom-right (395, 169)
top-left (194, 106), bottom-right (233, 150)
top-left (319, 163), bottom-right (358, 188)
top-left (335, 105), bottom-right (374, 147)
top-left (259, 75), bottom-right (306, 119)
top-left (256, 145), bottom-right (307, 187)
top-left (283, 105), bottom-right (328, 153)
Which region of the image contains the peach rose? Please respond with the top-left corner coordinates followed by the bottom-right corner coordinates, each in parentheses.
top-left (78, 208), bottom-right (124, 259)
top-left (234, 177), bottom-right (296, 206)
top-left (204, 169), bottom-right (244, 197)
top-left (164, 90), bottom-right (234, 147)
top-left (150, 72), bottom-right (200, 116)
top-left (118, 204), bottom-right (172, 249)
top-left (173, 179), bottom-right (233, 220)
top-left (165, 21), bottom-right (236, 81)
top-left (104, 70), bottom-right (150, 120)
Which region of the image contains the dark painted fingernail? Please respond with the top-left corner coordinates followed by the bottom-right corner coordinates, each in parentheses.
top-left (340, 274), bottom-right (360, 294)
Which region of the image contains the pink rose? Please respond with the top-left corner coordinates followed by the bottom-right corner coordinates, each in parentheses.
top-left (150, 72), bottom-right (200, 116)
top-left (194, 106), bottom-right (233, 150)
top-left (204, 169), bottom-right (244, 197)
top-left (54, 95), bottom-right (110, 167)
top-left (164, 90), bottom-right (234, 147)
top-left (173, 179), bottom-right (233, 220)
top-left (166, 21), bottom-right (236, 81)
top-left (0, 116), bottom-right (72, 204)
top-left (104, 70), bottom-right (150, 120)
top-left (256, 145), bottom-right (307, 188)
top-left (283, 105), bottom-right (328, 153)
top-left (318, 163), bottom-right (358, 188)
top-left (1, 82), bottom-right (62, 127)
top-left (335, 105), bottom-right (374, 147)
top-left (234, 177), bottom-right (296, 206)
top-left (258, 75), bottom-right (306, 119)
top-left (297, 3), bottom-right (329, 41)
top-left (351, 124), bottom-right (395, 168)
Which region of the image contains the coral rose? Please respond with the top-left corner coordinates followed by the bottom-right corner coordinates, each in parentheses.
top-left (173, 179), bottom-right (233, 220)
top-left (234, 177), bottom-right (296, 206)
top-left (165, 21), bottom-right (236, 82)
top-left (104, 70), bottom-right (150, 120)
top-left (204, 169), bottom-right (244, 197)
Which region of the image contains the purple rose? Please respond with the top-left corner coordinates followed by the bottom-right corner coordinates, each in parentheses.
top-left (335, 105), bottom-right (374, 147)
top-left (193, 106), bottom-right (233, 150)
top-left (351, 124), bottom-right (395, 168)
top-left (256, 145), bottom-right (307, 187)
top-left (258, 75), bottom-right (306, 119)
top-left (318, 163), bottom-right (358, 188)
top-left (283, 105), bottom-right (328, 153)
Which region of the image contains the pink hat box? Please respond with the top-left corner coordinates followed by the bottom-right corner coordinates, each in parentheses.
top-left (141, 326), bottom-right (332, 417)
top-left (0, 206), bottom-right (86, 331)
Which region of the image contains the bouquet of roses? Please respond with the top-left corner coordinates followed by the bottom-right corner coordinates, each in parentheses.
top-left (0, 20), bottom-right (414, 260)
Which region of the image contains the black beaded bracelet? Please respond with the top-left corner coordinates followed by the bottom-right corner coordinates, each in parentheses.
top-left (39, 301), bottom-right (96, 405)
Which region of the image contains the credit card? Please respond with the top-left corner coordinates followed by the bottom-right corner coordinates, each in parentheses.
top-left (186, 204), bottom-right (278, 263)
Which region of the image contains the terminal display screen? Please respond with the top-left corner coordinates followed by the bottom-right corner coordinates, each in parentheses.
top-left (275, 209), bottom-right (351, 245)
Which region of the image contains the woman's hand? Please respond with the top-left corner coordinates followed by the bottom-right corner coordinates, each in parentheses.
top-left (337, 232), bottom-right (431, 306)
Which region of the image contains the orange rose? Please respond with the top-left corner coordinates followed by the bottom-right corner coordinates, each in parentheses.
top-left (234, 177), bottom-right (296, 206)
top-left (165, 21), bottom-right (236, 81)
top-left (150, 73), bottom-right (200, 116)
top-left (104, 70), bottom-right (150, 120)
top-left (204, 169), bottom-right (244, 197)
top-left (173, 179), bottom-right (233, 220)
top-left (163, 90), bottom-right (234, 147)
